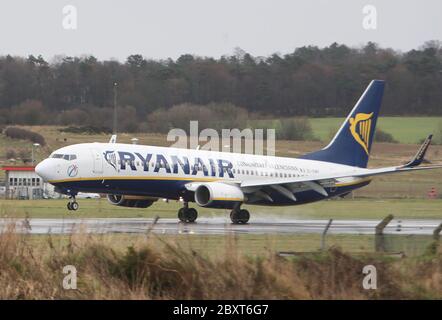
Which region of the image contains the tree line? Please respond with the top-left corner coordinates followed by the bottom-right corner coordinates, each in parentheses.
top-left (0, 41), bottom-right (441, 129)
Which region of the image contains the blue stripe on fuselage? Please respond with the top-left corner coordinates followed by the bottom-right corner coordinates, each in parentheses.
top-left (52, 178), bottom-right (370, 206)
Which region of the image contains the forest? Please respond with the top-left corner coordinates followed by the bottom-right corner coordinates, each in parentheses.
top-left (0, 41), bottom-right (441, 131)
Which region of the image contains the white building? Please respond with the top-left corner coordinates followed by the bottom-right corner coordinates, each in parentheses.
top-left (1, 166), bottom-right (59, 199)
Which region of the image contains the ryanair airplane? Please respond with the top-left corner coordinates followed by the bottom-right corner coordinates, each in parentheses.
top-left (35, 80), bottom-right (441, 224)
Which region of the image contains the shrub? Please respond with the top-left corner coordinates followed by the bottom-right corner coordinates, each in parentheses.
top-left (57, 105), bottom-right (139, 133)
top-left (4, 126), bottom-right (46, 146)
top-left (434, 121), bottom-right (442, 145)
top-left (59, 126), bottom-right (112, 134)
top-left (57, 109), bottom-right (90, 126)
top-left (18, 149), bottom-right (31, 163)
top-left (5, 149), bottom-right (17, 159)
top-left (146, 103), bottom-right (248, 134)
top-left (277, 117), bottom-right (314, 141)
top-left (375, 128), bottom-right (398, 143)
top-left (9, 100), bottom-right (49, 125)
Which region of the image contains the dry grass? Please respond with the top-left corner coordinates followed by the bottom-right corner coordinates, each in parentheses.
top-left (0, 225), bottom-right (441, 299)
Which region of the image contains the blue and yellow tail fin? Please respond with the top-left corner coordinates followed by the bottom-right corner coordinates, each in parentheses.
top-left (301, 80), bottom-right (385, 168)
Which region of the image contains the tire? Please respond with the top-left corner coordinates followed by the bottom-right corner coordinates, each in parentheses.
top-left (230, 209), bottom-right (250, 224)
top-left (230, 210), bottom-right (240, 224)
top-left (178, 208), bottom-right (186, 222)
top-left (239, 209), bottom-right (250, 224)
top-left (186, 208), bottom-right (198, 223)
top-left (67, 202), bottom-right (72, 210)
top-left (71, 202), bottom-right (79, 211)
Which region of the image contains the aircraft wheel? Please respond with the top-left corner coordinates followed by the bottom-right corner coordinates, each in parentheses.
top-left (71, 201), bottom-right (79, 211)
top-left (239, 209), bottom-right (250, 224)
top-left (178, 208), bottom-right (186, 222)
top-left (67, 202), bottom-right (72, 210)
top-left (230, 209), bottom-right (250, 224)
top-left (178, 207), bottom-right (198, 223)
top-left (186, 208), bottom-right (198, 223)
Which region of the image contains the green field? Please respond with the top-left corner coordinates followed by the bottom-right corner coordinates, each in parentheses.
top-left (1, 198), bottom-right (442, 220)
top-left (310, 117), bottom-right (442, 144)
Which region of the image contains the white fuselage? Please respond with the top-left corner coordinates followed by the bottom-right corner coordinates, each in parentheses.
top-left (35, 142), bottom-right (365, 206)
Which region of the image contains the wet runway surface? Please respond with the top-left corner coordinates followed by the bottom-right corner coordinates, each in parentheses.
top-left (0, 217), bottom-right (440, 235)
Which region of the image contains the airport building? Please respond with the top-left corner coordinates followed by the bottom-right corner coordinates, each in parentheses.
top-left (0, 166), bottom-right (58, 199)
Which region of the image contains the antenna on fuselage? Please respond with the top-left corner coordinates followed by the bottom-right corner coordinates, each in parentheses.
top-left (110, 81), bottom-right (118, 144)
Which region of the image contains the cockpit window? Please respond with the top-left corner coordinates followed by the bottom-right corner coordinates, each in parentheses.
top-left (51, 154), bottom-right (64, 159)
top-left (51, 154), bottom-right (77, 161)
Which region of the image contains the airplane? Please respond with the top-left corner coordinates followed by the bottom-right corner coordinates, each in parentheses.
top-left (35, 80), bottom-right (442, 224)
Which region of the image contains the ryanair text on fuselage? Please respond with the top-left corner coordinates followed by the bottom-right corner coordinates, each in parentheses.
top-left (105, 150), bottom-right (235, 178)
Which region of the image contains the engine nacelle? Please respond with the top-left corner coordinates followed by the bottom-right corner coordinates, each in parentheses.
top-left (107, 195), bottom-right (157, 208)
top-left (194, 182), bottom-right (244, 209)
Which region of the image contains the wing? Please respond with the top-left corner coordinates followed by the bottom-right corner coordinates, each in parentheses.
top-left (241, 135), bottom-right (442, 201)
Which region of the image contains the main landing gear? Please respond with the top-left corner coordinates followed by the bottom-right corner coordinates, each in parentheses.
top-left (178, 202), bottom-right (198, 223)
top-left (230, 208), bottom-right (250, 224)
top-left (67, 196), bottom-right (79, 211)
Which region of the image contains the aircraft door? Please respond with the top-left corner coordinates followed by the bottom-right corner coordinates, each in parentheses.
top-left (91, 149), bottom-right (103, 174)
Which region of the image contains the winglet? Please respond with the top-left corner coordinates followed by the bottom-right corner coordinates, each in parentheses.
top-left (402, 135), bottom-right (433, 168)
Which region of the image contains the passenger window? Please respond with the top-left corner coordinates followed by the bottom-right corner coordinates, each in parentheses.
top-left (70, 155), bottom-right (77, 160)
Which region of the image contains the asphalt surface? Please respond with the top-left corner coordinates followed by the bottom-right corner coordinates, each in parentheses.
top-left (0, 217), bottom-right (440, 235)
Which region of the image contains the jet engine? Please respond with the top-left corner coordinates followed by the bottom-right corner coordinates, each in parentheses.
top-left (107, 195), bottom-right (157, 208)
top-left (194, 182), bottom-right (244, 209)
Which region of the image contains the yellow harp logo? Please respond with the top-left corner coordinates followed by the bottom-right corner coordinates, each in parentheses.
top-left (349, 112), bottom-right (374, 155)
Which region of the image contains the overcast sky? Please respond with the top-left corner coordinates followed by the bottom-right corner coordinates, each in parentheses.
top-left (0, 0), bottom-right (440, 61)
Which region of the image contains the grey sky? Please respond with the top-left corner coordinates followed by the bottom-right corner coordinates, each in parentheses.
top-left (0, 0), bottom-right (440, 61)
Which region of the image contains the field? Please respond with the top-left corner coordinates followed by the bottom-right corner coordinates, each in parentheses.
top-left (250, 116), bottom-right (442, 144)
top-left (310, 116), bottom-right (442, 144)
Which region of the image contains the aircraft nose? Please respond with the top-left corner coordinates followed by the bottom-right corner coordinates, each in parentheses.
top-left (35, 159), bottom-right (51, 181)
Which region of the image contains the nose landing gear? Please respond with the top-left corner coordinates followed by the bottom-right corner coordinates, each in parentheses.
top-left (67, 196), bottom-right (79, 211)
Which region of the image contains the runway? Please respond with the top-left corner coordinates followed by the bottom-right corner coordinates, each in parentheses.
top-left (0, 217), bottom-right (440, 235)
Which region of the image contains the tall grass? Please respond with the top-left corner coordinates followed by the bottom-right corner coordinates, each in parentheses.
top-left (0, 226), bottom-right (440, 299)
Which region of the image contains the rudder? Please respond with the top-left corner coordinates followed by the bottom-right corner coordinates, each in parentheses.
top-left (301, 80), bottom-right (385, 168)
